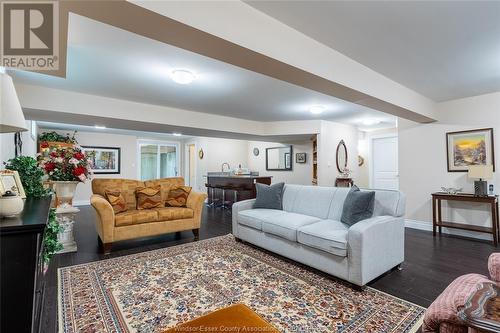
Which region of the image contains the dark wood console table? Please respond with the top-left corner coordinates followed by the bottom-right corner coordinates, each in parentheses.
top-left (458, 282), bottom-right (500, 332)
top-left (431, 192), bottom-right (499, 246)
top-left (0, 197), bottom-right (52, 333)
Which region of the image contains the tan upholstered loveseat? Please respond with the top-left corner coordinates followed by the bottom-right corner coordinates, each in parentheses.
top-left (91, 177), bottom-right (207, 253)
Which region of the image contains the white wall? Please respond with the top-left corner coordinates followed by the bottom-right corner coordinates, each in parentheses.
top-left (187, 137), bottom-right (316, 192)
top-left (399, 92), bottom-right (500, 240)
top-left (317, 120), bottom-right (359, 186)
top-left (188, 137), bottom-right (249, 192)
top-left (0, 120), bottom-right (38, 164)
top-left (247, 140), bottom-right (313, 185)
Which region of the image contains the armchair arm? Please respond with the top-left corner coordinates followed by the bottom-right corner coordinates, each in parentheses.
top-left (347, 215), bottom-right (405, 286)
top-left (488, 253), bottom-right (500, 282)
top-left (231, 199), bottom-right (256, 237)
top-left (187, 191), bottom-right (208, 228)
top-left (90, 194), bottom-right (115, 243)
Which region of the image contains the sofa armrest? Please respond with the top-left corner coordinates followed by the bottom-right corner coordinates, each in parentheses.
top-left (347, 215), bottom-right (405, 286)
top-left (187, 191), bottom-right (207, 228)
top-left (90, 194), bottom-right (115, 243)
top-left (231, 199), bottom-right (256, 237)
top-left (488, 253), bottom-right (500, 282)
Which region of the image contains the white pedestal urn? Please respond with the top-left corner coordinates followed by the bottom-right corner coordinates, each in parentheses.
top-left (53, 181), bottom-right (80, 253)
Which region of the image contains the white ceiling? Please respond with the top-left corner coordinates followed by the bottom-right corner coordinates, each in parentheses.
top-left (10, 13), bottom-right (395, 131)
top-left (247, 1), bottom-right (500, 102)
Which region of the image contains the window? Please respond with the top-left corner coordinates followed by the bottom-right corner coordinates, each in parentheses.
top-left (137, 141), bottom-right (180, 180)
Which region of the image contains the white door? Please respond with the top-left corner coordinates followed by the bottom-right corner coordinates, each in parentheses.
top-left (187, 144), bottom-right (196, 187)
top-left (371, 136), bottom-right (399, 190)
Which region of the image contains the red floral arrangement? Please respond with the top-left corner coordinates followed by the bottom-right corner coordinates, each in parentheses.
top-left (38, 146), bottom-right (93, 182)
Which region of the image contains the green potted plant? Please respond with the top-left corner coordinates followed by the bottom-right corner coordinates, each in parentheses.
top-left (4, 156), bottom-right (49, 198)
top-left (38, 131), bottom-right (78, 144)
top-left (43, 209), bottom-right (63, 271)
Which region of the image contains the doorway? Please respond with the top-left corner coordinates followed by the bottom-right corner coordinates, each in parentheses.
top-left (184, 143), bottom-right (196, 187)
top-left (371, 136), bottom-right (399, 190)
top-left (137, 141), bottom-right (180, 180)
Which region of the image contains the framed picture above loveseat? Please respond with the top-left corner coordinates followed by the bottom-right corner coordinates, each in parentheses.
top-left (82, 146), bottom-right (121, 174)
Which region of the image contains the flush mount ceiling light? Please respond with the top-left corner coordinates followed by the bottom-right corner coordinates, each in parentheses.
top-left (362, 119), bottom-right (381, 126)
top-left (172, 133), bottom-right (182, 137)
top-left (94, 125), bottom-right (106, 129)
top-left (171, 69), bottom-right (196, 85)
top-left (309, 105), bottom-right (325, 114)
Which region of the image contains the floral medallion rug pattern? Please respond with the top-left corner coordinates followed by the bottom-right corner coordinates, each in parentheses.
top-left (58, 235), bottom-right (424, 333)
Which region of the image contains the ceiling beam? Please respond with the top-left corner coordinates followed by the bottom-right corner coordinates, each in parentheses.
top-left (39, 0), bottom-right (435, 123)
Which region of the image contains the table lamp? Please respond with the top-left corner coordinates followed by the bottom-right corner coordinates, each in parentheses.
top-left (468, 165), bottom-right (493, 196)
top-left (1, 71), bottom-right (28, 133)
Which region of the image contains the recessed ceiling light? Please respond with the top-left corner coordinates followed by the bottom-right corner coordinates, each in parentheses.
top-left (309, 105), bottom-right (325, 114)
top-left (171, 69), bottom-right (196, 85)
top-left (362, 119), bottom-right (381, 126)
top-left (94, 125), bottom-right (106, 129)
top-left (172, 133), bottom-right (182, 137)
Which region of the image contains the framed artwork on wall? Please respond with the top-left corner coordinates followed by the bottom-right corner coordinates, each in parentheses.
top-left (82, 146), bottom-right (121, 174)
top-left (446, 128), bottom-right (495, 172)
top-left (0, 170), bottom-right (26, 198)
top-left (296, 153), bottom-right (306, 163)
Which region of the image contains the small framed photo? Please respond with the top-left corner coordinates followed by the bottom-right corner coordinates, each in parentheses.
top-left (296, 153), bottom-right (307, 163)
top-left (0, 170), bottom-right (26, 198)
top-left (82, 146), bottom-right (121, 174)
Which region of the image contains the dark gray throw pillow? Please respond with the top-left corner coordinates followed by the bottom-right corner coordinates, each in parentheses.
top-left (253, 182), bottom-right (285, 210)
top-left (341, 185), bottom-right (375, 226)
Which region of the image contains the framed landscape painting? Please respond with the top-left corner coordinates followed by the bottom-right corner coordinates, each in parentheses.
top-left (82, 146), bottom-right (121, 174)
top-left (446, 128), bottom-right (495, 172)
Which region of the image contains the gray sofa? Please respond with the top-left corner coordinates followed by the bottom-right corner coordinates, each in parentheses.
top-left (232, 184), bottom-right (406, 287)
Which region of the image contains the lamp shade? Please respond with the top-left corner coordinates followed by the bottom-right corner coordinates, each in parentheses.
top-left (0, 72), bottom-right (27, 133)
top-left (468, 165), bottom-right (493, 179)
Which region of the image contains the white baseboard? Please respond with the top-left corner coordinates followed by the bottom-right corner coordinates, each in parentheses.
top-left (405, 219), bottom-right (493, 241)
top-left (73, 200), bottom-right (90, 206)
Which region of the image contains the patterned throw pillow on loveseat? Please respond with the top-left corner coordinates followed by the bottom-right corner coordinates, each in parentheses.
top-left (166, 186), bottom-right (192, 207)
top-left (136, 186), bottom-right (163, 209)
top-left (104, 189), bottom-right (128, 214)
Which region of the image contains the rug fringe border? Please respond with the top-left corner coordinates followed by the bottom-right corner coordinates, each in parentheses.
top-left (408, 315), bottom-right (424, 333)
top-left (57, 268), bottom-right (63, 333)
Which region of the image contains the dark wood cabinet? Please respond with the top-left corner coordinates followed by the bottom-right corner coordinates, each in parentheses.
top-left (1, 197), bottom-right (52, 333)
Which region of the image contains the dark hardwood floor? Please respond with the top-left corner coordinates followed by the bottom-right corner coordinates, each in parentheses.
top-left (42, 205), bottom-right (498, 332)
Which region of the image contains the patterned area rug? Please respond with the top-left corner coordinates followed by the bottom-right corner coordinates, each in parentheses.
top-left (58, 235), bottom-right (425, 332)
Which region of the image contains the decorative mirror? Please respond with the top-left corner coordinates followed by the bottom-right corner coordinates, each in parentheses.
top-left (336, 140), bottom-right (348, 173)
top-left (253, 147), bottom-right (260, 156)
top-left (266, 146), bottom-right (293, 171)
